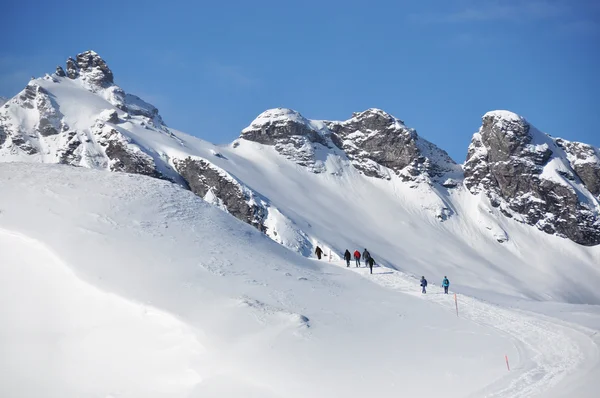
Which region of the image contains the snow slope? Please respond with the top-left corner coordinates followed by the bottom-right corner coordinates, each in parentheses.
top-left (148, 134), bottom-right (600, 305)
top-left (1, 56), bottom-right (598, 306)
top-left (1, 163), bottom-right (598, 397)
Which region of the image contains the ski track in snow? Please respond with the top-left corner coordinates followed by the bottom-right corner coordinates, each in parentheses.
top-left (332, 261), bottom-right (595, 398)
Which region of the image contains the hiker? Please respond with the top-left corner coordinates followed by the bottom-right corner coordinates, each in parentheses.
top-left (366, 256), bottom-right (376, 274)
top-left (362, 248), bottom-right (370, 263)
top-left (315, 246), bottom-right (323, 260)
top-left (420, 276), bottom-right (428, 294)
top-left (353, 250), bottom-right (361, 267)
top-left (442, 276), bottom-right (450, 294)
top-left (344, 249), bottom-right (351, 267)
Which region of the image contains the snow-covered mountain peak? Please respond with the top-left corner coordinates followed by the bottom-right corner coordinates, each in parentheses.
top-left (60, 50), bottom-right (114, 90)
top-left (1, 50), bottom-right (599, 248)
top-left (325, 109), bottom-right (459, 182)
top-left (239, 107), bottom-right (335, 173)
top-left (242, 108), bottom-right (310, 132)
top-left (0, 50), bottom-right (174, 177)
top-left (241, 107), bottom-right (329, 138)
top-left (0, 96), bottom-right (7, 107)
top-left (483, 109), bottom-right (525, 123)
top-left (348, 107), bottom-right (406, 127)
top-left (465, 110), bottom-right (600, 245)
top-left (240, 106), bottom-right (459, 182)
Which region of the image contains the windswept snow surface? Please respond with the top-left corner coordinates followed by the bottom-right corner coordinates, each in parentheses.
top-left (2, 164), bottom-right (596, 397)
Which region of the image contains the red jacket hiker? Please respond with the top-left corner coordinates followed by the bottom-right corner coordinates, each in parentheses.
top-left (353, 250), bottom-right (361, 267)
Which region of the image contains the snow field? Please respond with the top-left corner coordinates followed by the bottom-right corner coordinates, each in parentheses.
top-left (0, 163), bottom-right (528, 398)
top-left (332, 260), bottom-right (599, 397)
top-left (0, 229), bottom-right (203, 398)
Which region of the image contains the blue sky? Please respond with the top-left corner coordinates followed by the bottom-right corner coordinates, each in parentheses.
top-left (1, 0), bottom-right (598, 161)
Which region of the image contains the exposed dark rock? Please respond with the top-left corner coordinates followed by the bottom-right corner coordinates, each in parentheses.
top-left (57, 131), bottom-right (82, 165)
top-left (555, 139), bottom-right (600, 197)
top-left (464, 111), bottom-right (600, 246)
top-left (326, 109), bottom-right (459, 181)
top-left (19, 84), bottom-right (37, 105)
top-left (104, 135), bottom-right (161, 178)
top-left (174, 157), bottom-right (267, 231)
top-left (242, 109), bottom-right (328, 146)
top-left (55, 66), bottom-right (66, 77)
top-left (66, 57), bottom-right (78, 79)
top-left (240, 108), bottom-right (333, 173)
top-left (37, 117), bottom-right (58, 136)
top-left (10, 132), bottom-right (38, 154)
top-left (75, 50), bottom-right (114, 87)
top-left (241, 108), bottom-right (459, 181)
top-left (98, 109), bottom-right (119, 124)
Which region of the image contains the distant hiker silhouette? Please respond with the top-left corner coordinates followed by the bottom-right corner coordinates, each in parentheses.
top-left (344, 249), bottom-right (351, 267)
top-left (353, 250), bottom-right (361, 267)
top-left (421, 276), bottom-right (428, 294)
top-left (442, 276), bottom-right (450, 294)
top-left (315, 246), bottom-right (323, 260)
top-left (366, 256), bottom-right (376, 274)
top-left (362, 249), bottom-right (370, 262)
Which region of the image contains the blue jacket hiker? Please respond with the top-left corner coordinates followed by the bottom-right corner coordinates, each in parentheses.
top-left (420, 276), bottom-right (428, 294)
top-left (442, 276), bottom-right (450, 294)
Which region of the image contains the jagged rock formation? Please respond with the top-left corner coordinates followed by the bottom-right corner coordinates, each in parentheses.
top-left (556, 139), bottom-right (600, 197)
top-left (173, 156), bottom-right (315, 254)
top-left (240, 108), bottom-right (338, 173)
top-left (0, 51), bottom-right (168, 179)
top-left (1, 51), bottom-right (599, 247)
top-left (464, 111), bottom-right (600, 246)
top-left (325, 109), bottom-right (460, 181)
top-left (65, 50), bottom-right (114, 89)
top-left (241, 107), bottom-right (460, 182)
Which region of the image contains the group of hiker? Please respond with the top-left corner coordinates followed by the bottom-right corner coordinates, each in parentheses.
top-left (344, 248), bottom-right (376, 274)
top-left (315, 246), bottom-right (451, 293)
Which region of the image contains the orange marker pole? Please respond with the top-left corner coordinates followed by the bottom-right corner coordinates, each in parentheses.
top-left (454, 293), bottom-right (458, 317)
top-left (505, 355), bottom-right (510, 371)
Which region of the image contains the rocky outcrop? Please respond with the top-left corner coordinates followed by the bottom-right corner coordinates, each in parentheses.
top-left (556, 139), bottom-right (600, 197)
top-left (464, 111), bottom-right (600, 246)
top-left (173, 157), bottom-right (268, 230)
top-left (65, 50), bottom-right (114, 88)
top-left (172, 156), bottom-right (316, 253)
top-left (55, 66), bottom-right (66, 77)
top-left (0, 52), bottom-right (168, 180)
top-left (240, 108), bottom-right (460, 182)
top-left (326, 109), bottom-right (459, 181)
top-left (240, 108), bottom-right (335, 173)
top-left (2, 50), bottom-right (599, 247)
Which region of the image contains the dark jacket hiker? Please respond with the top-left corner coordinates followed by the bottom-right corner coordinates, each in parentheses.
top-left (420, 276), bottom-right (428, 294)
top-left (362, 249), bottom-right (370, 261)
top-left (315, 246), bottom-right (323, 260)
top-left (344, 250), bottom-right (351, 267)
top-left (366, 256), bottom-right (376, 274)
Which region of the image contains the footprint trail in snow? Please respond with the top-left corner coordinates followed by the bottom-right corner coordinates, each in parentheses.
top-left (331, 260), bottom-right (597, 398)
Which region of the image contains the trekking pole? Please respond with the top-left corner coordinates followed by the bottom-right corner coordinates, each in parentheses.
top-left (505, 355), bottom-right (510, 371)
top-left (454, 293), bottom-right (458, 317)
top-left (329, 249), bottom-right (331, 262)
